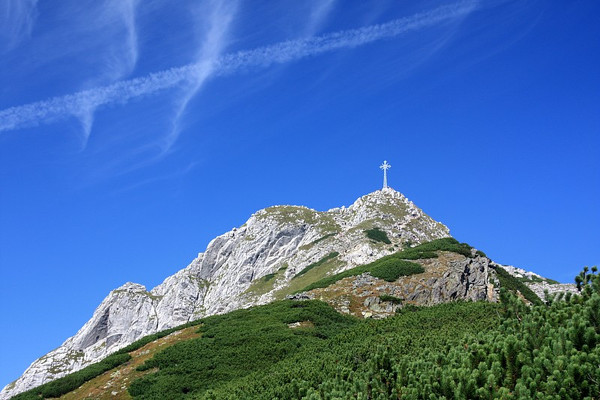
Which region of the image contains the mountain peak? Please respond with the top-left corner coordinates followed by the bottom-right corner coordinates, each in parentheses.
top-left (1, 188), bottom-right (452, 399)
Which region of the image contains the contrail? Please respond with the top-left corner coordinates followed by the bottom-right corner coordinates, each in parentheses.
top-left (0, 1), bottom-right (477, 134)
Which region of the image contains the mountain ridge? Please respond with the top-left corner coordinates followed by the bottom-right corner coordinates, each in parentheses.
top-left (2, 188), bottom-right (579, 399)
top-left (2, 188), bottom-right (453, 399)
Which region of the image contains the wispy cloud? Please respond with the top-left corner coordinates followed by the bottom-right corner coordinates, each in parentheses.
top-left (0, 1), bottom-right (477, 138)
top-left (75, 0), bottom-right (140, 147)
top-left (304, 0), bottom-right (337, 36)
top-left (0, 0), bottom-right (38, 53)
top-left (162, 0), bottom-right (238, 153)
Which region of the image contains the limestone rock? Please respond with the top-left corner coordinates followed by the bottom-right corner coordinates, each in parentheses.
top-left (1, 188), bottom-right (450, 399)
top-left (305, 252), bottom-right (494, 319)
top-left (500, 264), bottom-right (578, 300)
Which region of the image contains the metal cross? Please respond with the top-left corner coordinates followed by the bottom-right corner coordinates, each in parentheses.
top-left (380, 160), bottom-right (391, 189)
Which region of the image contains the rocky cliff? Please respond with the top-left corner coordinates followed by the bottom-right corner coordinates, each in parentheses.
top-left (300, 250), bottom-right (497, 319)
top-left (2, 188), bottom-right (453, 399)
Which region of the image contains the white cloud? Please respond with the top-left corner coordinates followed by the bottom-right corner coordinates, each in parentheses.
top-left (0, 0), bottom-right (38, 53)
top-left (162, 0), bottom-right (238, 153)
top-left (0, 1), bottom-right (477, 138)
top-left (75, 0), bottom-right (140, 147)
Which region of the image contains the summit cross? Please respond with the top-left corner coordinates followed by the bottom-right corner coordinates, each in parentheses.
top-left (380, 160), bottom-right (391, 189)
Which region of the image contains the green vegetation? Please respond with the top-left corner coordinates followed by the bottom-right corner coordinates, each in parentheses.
top-left (262, 272), bottom-right (276, 282)
top-left (257, 206), bottom-right (339, 234)
top-left (493, 265), bottom-right (542, 305)
top-left (18, 267), bottom-right (599, 399)
top-left (299, 232), bottom-right (339, 250)
top-left (298, 255), bottom-right (424, 293)
top-left (126, 300), bottom-right (498, 399)
top-left (128, 300), bottom-right (357, 399)
top-left (193, 301), bottom-right (500, 399)
top-left (283, 237), bottom-right (480, 297)
top-left (244, 264), bottom-right (289, 298)
top-left (515, 273), bottom-right (560, 285)
top-left (294, 252), bottom-right (339, 279)
top-left (136, 267), bottom-right (599, 399)
top-left (399, 237), bottom-right (476, 259)
top-left (11, 318), bottom-right (205, 400)
top-left (12, 353), bottom-right (132, 400)
top-left (379, 294), bottom-right (403, 304)
top-left (364, 227), bottom-right (391, 244)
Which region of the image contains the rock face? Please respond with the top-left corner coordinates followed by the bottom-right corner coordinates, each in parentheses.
top-left (2, 188), bottom-right (452, 399)
top-left (501, 265), bottom-right (578, 300)
top-left (302, 251), bottom-right (496, 319)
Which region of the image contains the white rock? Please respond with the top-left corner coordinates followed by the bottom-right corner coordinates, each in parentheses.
top-left (1, 188), bottom-right (452, 399)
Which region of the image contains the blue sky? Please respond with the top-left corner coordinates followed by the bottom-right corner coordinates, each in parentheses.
top-left (1, 0), bottom-right (599, 388)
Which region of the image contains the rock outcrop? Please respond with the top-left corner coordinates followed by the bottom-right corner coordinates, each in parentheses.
top-left (501, 265), bottom-right (578, 300)
top-left (301, 251), bottom-right (496, 319)
top-left (2, 188), bottom-right (451, 399)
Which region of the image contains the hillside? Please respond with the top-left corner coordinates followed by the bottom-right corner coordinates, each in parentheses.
top-left (1, 189), bottom-right (579, 399)
top-left (2, 188), bottom-right (453, 399)
top-left (10, 266), bottom-right (599, 399)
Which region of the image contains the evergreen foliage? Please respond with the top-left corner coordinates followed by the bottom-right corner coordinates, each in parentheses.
top-left (293, 252), bottom-right (340, 278)
top-left (298, 256), bottom-right (424, 292)
top-left (193, 267), bottom-right (599, 399)
top-left (12, 237), bottom-right (597, 400)
top-left (11, 353), bottom-right (132, 400)
top-left (364, 227), bottom-right (391, 244)
top-left (379, 294), bottom-right (403, 304)
top-left (17, 266), bottom-right (599, 399)
top-left (399, 237), bottom-right (476, 259)
top-left (128, 300), bottom-right (357, 399)
top-left (493, 265), bottom-right (542, 305)
top-left (298, 238), bottom-right (484, 292)
top-left (10, 319), bottom-right (204, 400)
top-left (193, 301), bottom-right (499, 399)
top-left (115, 319), bottom-right (203, 355)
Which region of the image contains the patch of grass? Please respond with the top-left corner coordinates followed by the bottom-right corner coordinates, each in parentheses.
top-left (379, 294), bottom-right (403, 304)
top-left (115, 320), bottom-right (203, 355)
top-left (294, 252), bottom-right (340, 279)
top-left (298, 254), bottom-right (424, 293)
top-left (493, 265), bottom-right (542, 305)
top-left (299, 232), bottom-right (338, 250)
top-left (274, 259), bottom-right (345, 299)
top-left (244, 265), bottom-right (288, 297)
top-left (257, 206), bottom-right (319, 224)
top-left (364, 227), bottom-right (391, 244)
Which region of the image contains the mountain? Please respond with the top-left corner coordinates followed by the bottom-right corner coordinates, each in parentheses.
top-left (1, 188), bottom-right (576, 399)
top-left (2, 188), bottom-right (447, 398)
